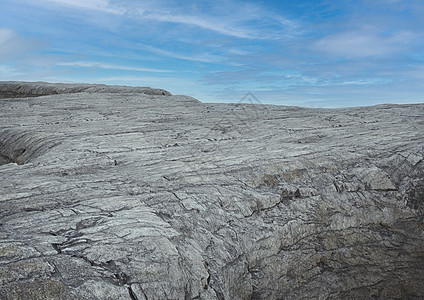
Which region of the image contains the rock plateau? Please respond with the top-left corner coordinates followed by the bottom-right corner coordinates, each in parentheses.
top-left (0, 81), bottom-right (423, 299)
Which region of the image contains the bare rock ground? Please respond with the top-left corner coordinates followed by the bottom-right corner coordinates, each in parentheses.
top-left (1, 82), bottom-right (423, 299)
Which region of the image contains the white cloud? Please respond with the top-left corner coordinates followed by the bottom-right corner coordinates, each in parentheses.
top-left (340, 79), bottom-right (387, 85)
top-left (0, 28), bottom-right (41, 59)
top-left (30, 1), bottom-right (297, 40)
top-left (138, 44), bottom-right (224, 63)
top-left (41, 0), bottom-right (125, 14)
top-left (56, 61), bottom-right (174, 73)
top-left (313, 29), bottom-right (415, 58)
top-left (140, 12), bottom-right (255, 39)
top-left (0, 28), bottom-right (14, 44)
top-left (129, 1), bottom-right (298, 40)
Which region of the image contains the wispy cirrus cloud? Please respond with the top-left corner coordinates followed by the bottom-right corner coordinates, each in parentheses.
top-left (41, 0), bottom-right (125, 14)
top-left (56, 61), bottom-right (173, 73)
top-left (139, 12), bottom-right (256, 39)
top-left (123, 0), bottom-right (299, 40)
top-left (27, 0), bottom-right (299, 41)
top-left (138, 44), bottom-right (224, 64)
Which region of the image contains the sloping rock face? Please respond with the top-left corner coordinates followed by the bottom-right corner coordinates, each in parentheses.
top-left (0, 82), bottom-right (423, 299)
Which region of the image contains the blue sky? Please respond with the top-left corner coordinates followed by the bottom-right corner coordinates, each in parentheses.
top-left (1, 0), bottom-right (424, 107)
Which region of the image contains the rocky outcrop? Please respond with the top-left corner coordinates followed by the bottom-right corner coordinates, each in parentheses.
top-left (0, 81), bottom-right (171, 99)
top-left (0, 82), bottom-right (423, 299)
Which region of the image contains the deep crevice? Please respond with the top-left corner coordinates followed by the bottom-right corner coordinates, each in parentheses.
top-left (51, 243), bottom-right (63, 254)
top-left (128, 286), bottom-right (139, 300)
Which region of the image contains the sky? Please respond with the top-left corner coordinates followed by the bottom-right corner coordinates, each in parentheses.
top-left (1, 0), bottom-right (424, 107)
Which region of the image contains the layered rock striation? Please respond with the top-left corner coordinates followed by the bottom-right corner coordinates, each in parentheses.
top-left (1, 82), bottom-right (423, 299)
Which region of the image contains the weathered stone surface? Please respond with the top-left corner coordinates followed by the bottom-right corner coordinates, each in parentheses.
top-left (0, 82), bottom-right (423, 299)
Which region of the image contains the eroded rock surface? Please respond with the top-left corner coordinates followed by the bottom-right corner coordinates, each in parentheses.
top-left (0, 82), bottom-right (423, 299)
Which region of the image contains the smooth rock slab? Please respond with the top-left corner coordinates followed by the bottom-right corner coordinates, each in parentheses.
top-left (0, 82), bottom-right (424, 299)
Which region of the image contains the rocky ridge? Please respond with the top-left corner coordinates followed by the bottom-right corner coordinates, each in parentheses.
top-left (0, 82), bottom-right (423, 299)
top-left (0, 81), bottom-right (171, 99)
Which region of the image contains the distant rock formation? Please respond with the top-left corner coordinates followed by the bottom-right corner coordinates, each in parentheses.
top-left (0, 81), bottom-right (171, 99)
top-left (1, 82), bottom-right (423, 299)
